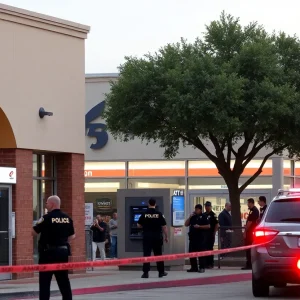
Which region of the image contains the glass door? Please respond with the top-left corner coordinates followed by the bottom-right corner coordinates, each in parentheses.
top-left (0, 186), bottom-right (12, 280)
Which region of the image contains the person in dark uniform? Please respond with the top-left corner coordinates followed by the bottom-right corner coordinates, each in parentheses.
top-left (258, 196), bottom-right (267, 222)
top-left (241, 198), bottom-right (259, 270)
top-left (204, 201), bottom-right (219, 268)
top-left (32, 195), bottom-right (75, 300)
top-left (137, 198), bottom-right (168, 278)
top-left (218, 202), bottom-right (232, 258)
top-left (185, 204), bottom-right (210, 273)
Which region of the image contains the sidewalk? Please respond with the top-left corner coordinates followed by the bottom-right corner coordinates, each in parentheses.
top-left (0, 266), bottom-right (252, 299)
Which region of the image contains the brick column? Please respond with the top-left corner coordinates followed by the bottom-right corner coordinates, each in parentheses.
top-left (56, 153), bottom-right (85, 274)
top-left (0, 149), bottom-right (33, 279)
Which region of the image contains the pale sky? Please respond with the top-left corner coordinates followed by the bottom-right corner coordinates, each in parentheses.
top-left (2, 0), bottom-right (300, 73)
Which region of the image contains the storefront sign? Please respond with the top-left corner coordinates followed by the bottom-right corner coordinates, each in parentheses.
top-left (173, 189), bottom-right (184, 196)
top-left (85, 203), bottom-right (93, 225)
top-left (0, 167), bottom-right (16, 184)
top-left (85, 101), bottom-right (108, 150)
top-left (174, 228), bottom-right (183, 236)
top-left (172, 195), bottom-right (185, 227)
top-left (96, 198), bottom-right (112, 211)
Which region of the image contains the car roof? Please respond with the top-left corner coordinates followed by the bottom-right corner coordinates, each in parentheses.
top-left (272, 189), bottom-right (300, 202)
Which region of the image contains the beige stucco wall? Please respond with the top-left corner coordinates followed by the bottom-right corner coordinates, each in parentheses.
top-left (0, 4), bottom-right (90, 154)
top-left (85, 74), bottom-right (285, 161)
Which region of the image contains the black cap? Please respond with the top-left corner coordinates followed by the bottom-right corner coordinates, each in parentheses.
top-left (195, 204), bottom-right (202, 210)
top-left (204, 201), bottom-right (212, 207)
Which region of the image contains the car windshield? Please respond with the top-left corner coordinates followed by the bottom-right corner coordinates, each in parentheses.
top-left (265, 198), bottom-right (300, 223)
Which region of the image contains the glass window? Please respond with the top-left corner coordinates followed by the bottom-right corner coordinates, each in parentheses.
top-left (284, 160), bottom-right (292, 176)
top-left (84, 179), bottom-right (125, 220)
top-left (85, 178), bottom-right (126, 192)
top-left (295, 161), bottom-right (300, 177)
top-left (33, 154), bottom-right (38, 177)
top-left (84, 162), bottom-right (126, 178)
top-left (266, 198), bottom-right (300, 223)
top-left (128, 177), bottom-right (185, 189)
top-left (128, 161), bottom-right (185, 177)
top-left (188, 176), bottom-right (272, 190)
top-left (188, 159), bottom-right (272, 177)
top-left (43, 155), bottom-right (55, 178)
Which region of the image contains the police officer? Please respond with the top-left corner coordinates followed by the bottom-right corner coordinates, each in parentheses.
top-left (204, 201), bottom-right (219, 269)
top-left (137, 198), bottom-right (168, 278)
top-left (242, 198), bottom-right (259, 270)
top-left (185, 204), bottom-right (210, 273)
top-left (258, 196), bottom-right (267, 221)
top-left (32, 195), bottom-right (75, 300)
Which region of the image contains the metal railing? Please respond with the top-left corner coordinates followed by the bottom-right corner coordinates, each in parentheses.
top-left (85, 227), bottom-right (93, 271)
top-left (217, 226), bottom-right (246, 268)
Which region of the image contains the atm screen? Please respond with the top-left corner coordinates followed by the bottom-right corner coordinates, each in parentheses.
top-left (134, 214), bottom-right (141, 222)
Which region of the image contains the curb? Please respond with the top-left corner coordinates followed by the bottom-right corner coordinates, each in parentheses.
top-left (5, 272), bottom-right (251, 299)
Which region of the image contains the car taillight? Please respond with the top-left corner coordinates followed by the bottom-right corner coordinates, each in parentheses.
top-left (253, 228), bottom-right (279, 245)
top-left (297, 259), bottom-right (300, 270)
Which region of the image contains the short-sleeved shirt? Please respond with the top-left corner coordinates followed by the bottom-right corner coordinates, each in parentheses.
top-left (137, 208), bottom-right (166, 238)
top-left (189, 213), bottom-right (209, 239)
top-left (90, 221), bottom-right (107, 243)
top-left (205, 211), bottom-right (219, 234)
top-left (246, 206), bottom-right (260, 231)
top-left (33, 209), bottom-right (75, 252)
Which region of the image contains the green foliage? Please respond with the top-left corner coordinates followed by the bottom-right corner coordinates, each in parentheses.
top-left (103, 11), bottom-right (300, 197)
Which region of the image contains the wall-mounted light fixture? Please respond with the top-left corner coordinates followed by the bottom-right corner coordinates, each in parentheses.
top-left (39, 107), bottom-right (53, 119)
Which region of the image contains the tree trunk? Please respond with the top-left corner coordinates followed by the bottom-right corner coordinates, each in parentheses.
top-left (228, 188), bottom-right (242, 227)
top-left (228, 185), bottom-right (244, 253)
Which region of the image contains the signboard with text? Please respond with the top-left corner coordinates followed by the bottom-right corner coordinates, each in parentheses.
top-left (172, 194), bottom-right (185, 227)
top-left (85, 203), bottom-right (93, 226)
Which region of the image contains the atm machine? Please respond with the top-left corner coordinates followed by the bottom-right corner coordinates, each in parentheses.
top-left (117, 188), bottom-right (185, 271)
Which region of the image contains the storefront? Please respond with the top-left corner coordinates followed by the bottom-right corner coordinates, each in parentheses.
top-left (0, 4), bottom-right (89, 279)
top-left (84, 74), bottom-right (299, 228)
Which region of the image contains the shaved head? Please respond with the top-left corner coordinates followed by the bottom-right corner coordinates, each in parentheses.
top-left (225, 202), bottom-right (231, 211)
top-left (46, 195), bottom-right (61, 212)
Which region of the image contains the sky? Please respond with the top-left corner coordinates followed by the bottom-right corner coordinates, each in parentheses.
top-left (2, 0), bottom-right (300, 73)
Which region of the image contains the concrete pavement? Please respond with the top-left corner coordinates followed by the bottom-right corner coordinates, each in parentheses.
top-left (49, 281), bottom-right (300, 300)
top-left (0, 266), bottom-right (252, 299)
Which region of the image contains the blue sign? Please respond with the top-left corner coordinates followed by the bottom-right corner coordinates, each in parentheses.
top-left (85, 101), bottom-right (108, 149)
top-left (172, 195), bottom-right (185, 227)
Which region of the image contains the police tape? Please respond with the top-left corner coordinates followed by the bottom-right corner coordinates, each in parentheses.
top-left (0, 243), bottom-right (262, 274)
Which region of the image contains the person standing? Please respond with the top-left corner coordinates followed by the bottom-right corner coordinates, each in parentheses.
top-left (204, 201), bottom-right (219, 268)
top-left (258, 196), bottom-right (267, 222)
top-left (90, 215), bottom-right (107, 261)
top-left (242, 198), bottom-right (259, 270)
top-left (109, 212), bottom-right (118, 258)
top-left (185, 204), bottom-right (210, 273)
top-left (218, 203), bottom-right (232, 254)
top-left (32, 195), bottom-right (75, 300)
top-left (137, 198), bottom-right (168, 278)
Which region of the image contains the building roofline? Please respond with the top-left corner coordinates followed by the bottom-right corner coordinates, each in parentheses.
top-left (85, 73), bottom-right (119, 78)
top-left (85, 73), bottom-right (119, 83)
top-left (0, 3), bottom-right (90, 39)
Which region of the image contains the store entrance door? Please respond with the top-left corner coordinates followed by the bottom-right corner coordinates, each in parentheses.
top-left (0, 186), bottom-right (12, 280)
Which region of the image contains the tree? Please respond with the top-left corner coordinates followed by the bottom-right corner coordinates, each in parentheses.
top-left (103, 12), bottom-right (300, 226)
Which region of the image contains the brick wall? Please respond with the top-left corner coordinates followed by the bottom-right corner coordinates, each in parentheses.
top-left (0, 149), bottom-right (33, 279)
top-left (56, 153), bottom-right (86, 274)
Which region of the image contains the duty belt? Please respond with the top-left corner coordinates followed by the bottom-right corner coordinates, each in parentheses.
top-left (45, 245), bottom-right (68, 251)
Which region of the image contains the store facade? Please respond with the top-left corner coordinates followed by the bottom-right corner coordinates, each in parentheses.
top-left (0, 4), bottom-right (89, 280)
top-left (85, 74), bottom-right (300, 229)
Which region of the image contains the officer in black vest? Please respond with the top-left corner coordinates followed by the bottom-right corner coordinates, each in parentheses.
top-left (32, 195), bottom-right (75, 300)
top-left (137, 198), bottom-right (168, 278)
top-left (242, 198), bottom-right (259, 270)
top-left (185, 204), bottom-right (210, 273)
top-left (204, 201), bottom-right (219, 268)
